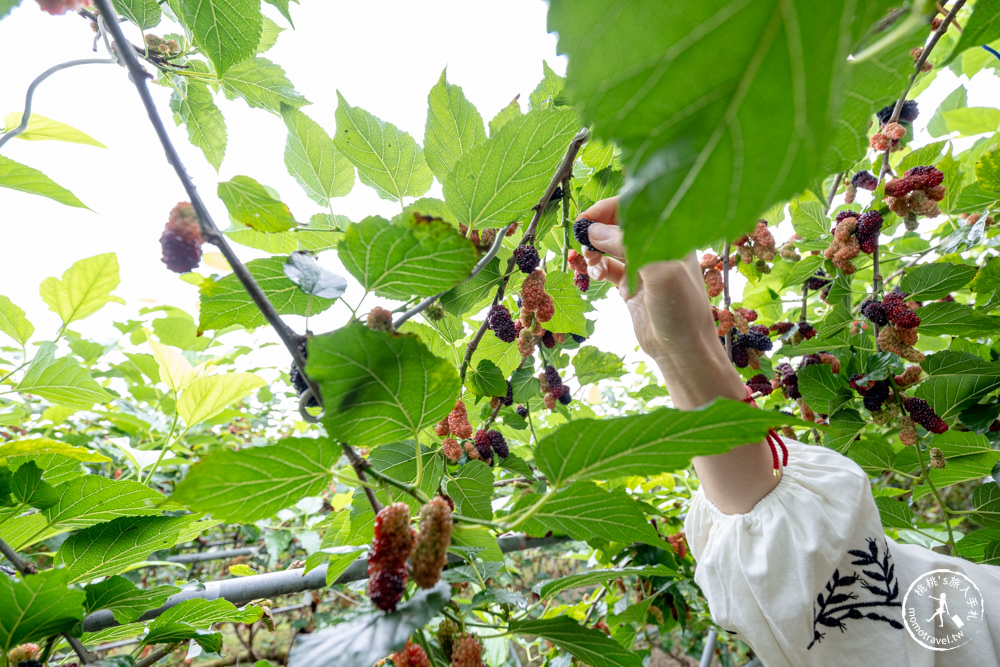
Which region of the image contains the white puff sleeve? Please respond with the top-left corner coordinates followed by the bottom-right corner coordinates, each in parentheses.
top-left (683, 439), bottom-right (1000, 666)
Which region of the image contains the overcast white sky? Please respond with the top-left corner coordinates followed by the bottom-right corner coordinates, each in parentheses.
top-left (1, 2), bottom-right (998, 377)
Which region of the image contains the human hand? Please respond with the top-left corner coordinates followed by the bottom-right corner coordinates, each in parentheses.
top-left (580, 198), bottom-right (720, 367)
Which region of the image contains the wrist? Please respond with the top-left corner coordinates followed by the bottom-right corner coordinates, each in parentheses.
top-left (653, 335), bottom-right (746, 410)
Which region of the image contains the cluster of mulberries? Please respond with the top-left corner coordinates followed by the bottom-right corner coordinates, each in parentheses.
top-left (870, 100), bottom-right (918, 153)
top-left (472, 430), bottom-right (493, 463)
top-left (884, 166), bottom-right (946, 226)
top-left (729, 326), bottom-right (773, 369)
top-left (367, 503), bottom-right (415, 612)
top-left (487, 305), bottom-right (517, 343)
top-left (411, 496), bottom-right (454, 589)
top-left (903, 397), bottom-right (948, 433)
top-left (733, 221), bottom-right (777, 272)
top-left (539, 365), bottom-right (571, 409)
top-left (573, 218), bottom-right (599, 252)
top-left (391, 641), bottom-right (431, 667)
top-left (367, 307), bottom-right (395, 333)
top-left (883, 292), bottom-right (920, 328)
top-left (444, 400), bottom-right (473, 440)
top-left (775, 363), bottom-right (801, 400)
top-left (7, 645), bottom-right (40, 667)
top-left (700, 252), bottom-right (724, 298)
top-left (450, 634), bottom-right (484, 667)
top-left (805, 271), bottom-right (831, 291)
top-left (825, 212), bottom-right (861, 274)
top-left (870, 121), bottom-right (908, 152)
top-left (568, 249), bottom-right (590, 291)
top-left (514, 244), bottom-right (540, 274)
top-left (520, 270), bottom-right (554, 323)
top-left (160, 202), bottom-right (204, 274)
top-left (746, 373), bottom-right (774, 396)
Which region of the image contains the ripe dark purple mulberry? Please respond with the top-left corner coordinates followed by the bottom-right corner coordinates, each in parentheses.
top-left (571, 333), bottom-right (588, 343)
top-left (903, 397), bottom-right (948, 433)
top-left (542, 330), bottom-right (556, 348)
top-left (368, 564), bottom-right (407, 613)
top-left (502, 380), bottom-right (513, 406)
top-left (514, 245), bottom-right (541, 274)
top-left (573, 217), bottom-right (599, 252)
top-left (515, 404), bottom-right (528, 418)
top-left (474, 429), bottom-right (493, 463)
top-left (856, 211), bottom-right (883, 254)
top-left (160, 202), bottom-right (203, 273)
top-left (367, 503), bottom-right (414, 612)
top-left (862, 380), bottom-right (891, 412)
top-left (851, 171), bottom-right (879, 191)
top-left (904, 165), bottom-right (944, 189)
top-left (798, 322), bottom-right (817, 340)
top-left (876, 100), bottom-right (918, 125)
top-left (730, 342), bottom-right (749, 368)
top-left (746, 373), bottom-right (774, 396)
top-left (835, 210), bottom-right (860, 224)
top-left (544, 365), bottom-right (562, 391)
top-left (861, 299), bottom-right (889, 326)
top-left (777, 362), bottom-right (801, 399)
top-left (488, 305), bottom-right (517, 343)
top-left (574, 272), bottom-right (590, 292)
top-left (558, 384), bottom-right (572, 405)
top-left (736, 331), bottom-right (772, 352)
top-left (487, 430), bottom-right (509, 458)
top-left (805, 271), bottom-right (831, 291)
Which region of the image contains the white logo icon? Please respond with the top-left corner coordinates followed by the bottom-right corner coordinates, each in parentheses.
top-left (902, 569), bottom-right (985, 651)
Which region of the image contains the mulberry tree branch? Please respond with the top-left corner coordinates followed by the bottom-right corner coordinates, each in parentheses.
top-left (458, 128), bottom-right (590, 383)
top-left (878, 0), bottom-right (966, 180)
top-left (92, 0), bottom-right (320, 411)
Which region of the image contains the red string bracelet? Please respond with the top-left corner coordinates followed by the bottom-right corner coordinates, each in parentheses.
top-left (744, 384), bottom-right (788, 477)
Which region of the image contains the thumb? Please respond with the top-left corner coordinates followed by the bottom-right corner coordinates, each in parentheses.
top-left (585, 223), bottom-right (625, 260)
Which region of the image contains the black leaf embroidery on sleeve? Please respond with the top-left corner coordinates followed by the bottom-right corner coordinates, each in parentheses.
top-left (808, 537), bottom-right (903, 649)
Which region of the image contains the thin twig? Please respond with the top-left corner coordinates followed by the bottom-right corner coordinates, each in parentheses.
top-left (340, 444), bottom-right (382, 514)
top-left (136, 642), bottom-right (181, 667)
top-left (64, 636), bottom-right (94, 664)
top-left (0, 58), bottom-right (117, 151)
top-left (0, 537), bottom-right (36, 575)
top-left (92, 0), bottom-right (323, 418)
top-left (393, 221), bottom-right (515, 330)
top-left (493, 476), bottom-right (544, 487)
top-left (800, 283), bottom-right (809, 323)
top-left (561, 176), bottom-right (572, 272)
top-left (826, 172), bottom-right (844, 212)
top-left (458, 128), bottom-right (590, 383)
top-left (878, 0), bottom-right (966, 180)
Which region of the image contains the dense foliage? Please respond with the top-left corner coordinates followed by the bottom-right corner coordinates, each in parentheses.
top-left (1, 0), bottom-right (1000, 665)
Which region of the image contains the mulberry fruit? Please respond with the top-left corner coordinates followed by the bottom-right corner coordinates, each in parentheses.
top-left (520, 270), bottom-right (547, 311)
top-left (877, 100), bottom-right (918, 125)
top-left (488, 305), bottom-right (517, 343)
top-left (703, 269), bottom-right (724, 297)
top-left (894, 366), bottom-right (922, 388)
top-left (904, 165), bottom-right (944, 190)
top-left (424, 301), bottom-right (446, 321)
top-left (735, 331), bottom-right (772, 352)
top-left (899, 416), bottom-right (919, 446)
top-left (367, 307), bottom-right (395, 332)
top-left (464, 441), bottom-right (479, 460)
top-left (558, 384), bottom-right (572, 405)
top-left (487, 430), bottom-right (509, 458)
top-left (368, 503), bottom-right (414, 612)
top-left (878, 325), bottom-right (925, 363)
top-left (746, 374), bottom-right (773, 396)
top-left (160, 202), bottom-right (203, 273)
top-left (544, 392), bottom-right (557, 410)
top-left (835, 210), bottom-right (860, 223)
top-left (434, 418), bottom-right (451, 438)
top-left (501, 381), bottom-right (513, 406)
top-left (542, 330), bottom-right (556, 348)
top-left (805, 272), bottom-right (831, 291)
top-left (442, 438), bottom-right (461, 462)
top-left (567, 249), bottom-right (587, 273)
top-left (730, 342), bottom-right (749, 368)
top-left (770, 321), bottom-right (795, 335)
top-left (856, 211), bottom-right (883, 254)
top-left (883, 292), bottom-right (920, 329)
top-left (903, 397), bottom-right (948, 433)
top-left (411, 496), bottom-right (453, 588)
top-left (798, 322), bottom-right (817, 340)
top-left (930, 447), bottom-right (946, 469)
top-left (819, 352), bottom-right (841, 374)
top-left (514, 245), bottom-right (540, 274)
top-left (391, 641), bottom-right (431, 667)
top-left (862, 380), bottom-right (892, 412)
top-left (573, 218), bottom-right (598, 252)
top-left (544, 365), bottom-right (562, 391)
top-left (447, 401), bottom-right (473, 440)
top-left (884, 179), bottom-right (914, 198)
top-left (438, 619), bottom-right (460, 660)
top-left (35, 0), bottom-right (90, 15)
top-left (451, 634), bottom-right (484, 667)
top-left (777, 363), bottom-right (801, 400)
top-left (516, 404), bottom-right (528, 418)
top-left (535, 295), bottom-right (555, 323)
top-left (574, 272), bottom-right (590, 292)
top-left (735, 306), bottom-right (758, 322)
top-left (473, 430), bottom-right (493, 463)
top-left (851, 171), bottom-right (879, 191)
top-left (883, 122), bottom-right (907, 140)
top-left (861, 299), bottom-right (889, 326)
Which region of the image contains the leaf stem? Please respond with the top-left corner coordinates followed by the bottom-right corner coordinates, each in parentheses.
top-left (143, 413), bottom-right (180, 485)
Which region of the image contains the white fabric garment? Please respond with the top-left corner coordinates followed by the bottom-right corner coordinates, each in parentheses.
top-left (684, 438), bottom-right (1000, 666)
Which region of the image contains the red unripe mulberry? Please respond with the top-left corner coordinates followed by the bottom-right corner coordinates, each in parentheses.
top-left (391, 641), bottom-right (431, 667)
top-left (903, 397), bottom-right (948, 433)
top-left (411, 496), bottom-right (453, 588)
top-left (368, 503), bottom-right (414, 612)
top-left (447, 401), bottom-right (473, 440)
top-left (451, 634), bottom-right (484, 667)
